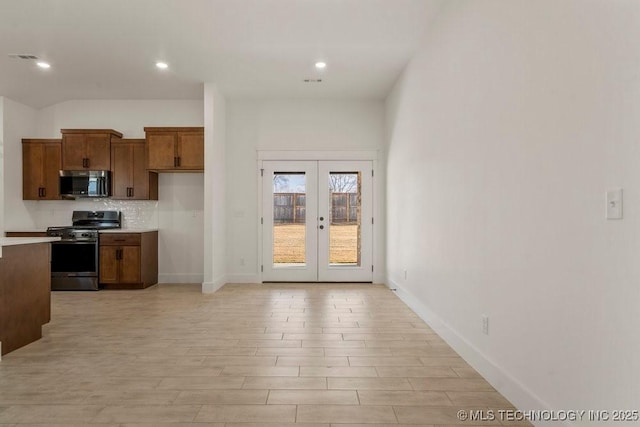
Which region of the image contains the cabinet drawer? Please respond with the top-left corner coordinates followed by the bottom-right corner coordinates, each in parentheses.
top-left (100, 233), bottom-right (141, 246)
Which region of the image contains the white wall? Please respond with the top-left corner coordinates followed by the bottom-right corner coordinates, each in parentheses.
top-left (203, 83), bottom-right (227, 292)
top-left (36, 99), bottom-right (203, 138)
top-left (2, 98), bottom-right (39, 234)
top-left (226, 99), bottom-right (385, 283)
top-left (3, 99), bottom-right (204, 283)
top-left (385, 0), bottom-right (640, 424)
top-left (157, 173), bottom-right (204, 283)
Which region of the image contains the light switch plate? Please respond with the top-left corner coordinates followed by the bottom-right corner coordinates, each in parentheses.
top-left (606, 188), bottom-right (623, 220)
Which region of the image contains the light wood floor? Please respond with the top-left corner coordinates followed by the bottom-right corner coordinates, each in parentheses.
top-left (0, 283), bottom-right (528, 426)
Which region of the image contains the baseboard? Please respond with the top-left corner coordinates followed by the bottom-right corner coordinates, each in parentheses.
top-left (158, 273), bottom-right (204, 284)
top-left (202, 275), bottom-right (227, 293)
top-left (387, 278), bottom-right (564, 427)
top-left (225, 274), bottom-right (261, 284)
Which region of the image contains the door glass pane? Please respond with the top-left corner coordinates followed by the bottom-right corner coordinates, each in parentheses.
top-left (273, 172), bottom-right (306, 267)
top-left (329, 172), bottom-right (361, 266)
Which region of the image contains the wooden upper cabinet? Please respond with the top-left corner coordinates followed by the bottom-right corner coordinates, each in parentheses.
top-left (177, 133), bottom-right (204, 170)
top-left (111, 139), bottom-right (158, 200)
top-left (144, 127), bottom-right (204, 171)
top-left (146, 133), bottom-right (177, 170)
top-left (61, 129), bottom-right (122, 170)
top-left (22, 139), bottom-right (62, 200)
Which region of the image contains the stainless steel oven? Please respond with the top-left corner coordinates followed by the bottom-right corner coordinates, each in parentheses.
top-left (47, 211), bottom-right (121, 291)
top-left (50, 235), bottom-right (99, 291)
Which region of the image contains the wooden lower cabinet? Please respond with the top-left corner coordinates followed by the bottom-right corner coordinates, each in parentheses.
top-left (99, 231), bottom-right (158, 289)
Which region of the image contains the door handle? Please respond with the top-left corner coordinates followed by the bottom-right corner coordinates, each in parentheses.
top-left (42, 187), bottom-right (46, 197)
top-left (319, 225), bottom-right (325, 230)
top-left (177, 156), bottom-right (181, 167)
top-left (319, 216), bottom-right (324, 221)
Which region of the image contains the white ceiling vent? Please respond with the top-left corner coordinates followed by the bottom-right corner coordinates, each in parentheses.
top-left (8, 54), bottom-right (39, 60)
top-left (303, 79), bottom-right (322, 83)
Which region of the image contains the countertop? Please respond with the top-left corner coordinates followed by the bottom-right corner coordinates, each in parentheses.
top-left (0, 237), bottom-right (60, 247)
top-left (100, 228), bottom-right (158, 234)
top-left (6, 229), bottom-right (159, 234)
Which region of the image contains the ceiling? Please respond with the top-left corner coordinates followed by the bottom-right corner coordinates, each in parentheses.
top-left (0, 0), bottom-right (442, 108)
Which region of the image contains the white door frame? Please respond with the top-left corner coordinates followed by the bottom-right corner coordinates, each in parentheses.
top-left (258, 150), bottom-right (380, 283)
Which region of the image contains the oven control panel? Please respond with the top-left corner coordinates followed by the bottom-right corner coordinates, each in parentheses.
top-left (47, 228), bottom-right (98, 241)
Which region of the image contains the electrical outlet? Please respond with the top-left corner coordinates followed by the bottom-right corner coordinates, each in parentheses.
top-left (240, 257), bottom-right (245, 266)
top-left (404, 270), bottom-right (407, 280)
top-left (482, 315), bottom-right (489, 335)
top-left (606, 188), bottom-right (623, 219)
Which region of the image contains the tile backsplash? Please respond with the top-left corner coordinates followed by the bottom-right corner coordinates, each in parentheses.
top-left (30, 199), bottom-right (159, 229)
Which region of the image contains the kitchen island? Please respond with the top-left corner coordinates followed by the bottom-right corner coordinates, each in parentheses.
top-left (0, 237), bottom-right (59, 356)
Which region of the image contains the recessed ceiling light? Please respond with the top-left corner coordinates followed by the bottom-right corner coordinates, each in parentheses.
top-left (36, 61), bottom-right (51, 69)
top-left (156, 62), bottom-right (169, 70)
top-left (315, 61), bottom-right (327, 69)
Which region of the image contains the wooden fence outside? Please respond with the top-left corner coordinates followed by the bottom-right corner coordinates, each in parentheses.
top-left (273, 192), bottom-right (359, 224)
top-left (273, 193), bottom-right (306, 224)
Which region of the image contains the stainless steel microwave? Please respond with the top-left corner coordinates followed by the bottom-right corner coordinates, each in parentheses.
top-left (59, 170), bottom-right (111, 198)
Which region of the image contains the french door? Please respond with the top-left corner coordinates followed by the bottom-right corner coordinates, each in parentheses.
top-left (262, 160), bottom-right (373, 282)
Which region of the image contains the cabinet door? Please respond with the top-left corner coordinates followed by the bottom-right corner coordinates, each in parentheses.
top-left (120, 246), bottom-right (141, 283)
top-left (62, 134), bottom-right (86, 170)
top-left (22, 143), bottom-right (44, 200)
top-left (147, 133), bottom-right (177, 170)
top-left (131, 142), bottom-right (150, 199)
top-left (177, 133), bottom-right (204, 170)
top-left (42, 143), bottom-right (61, 199)
top-left (111, 143), bottom-right (133, 199)
top-left (99, 246), bottom-right (119, 284)
top-left (85, 134), bottom-right (111, 170)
